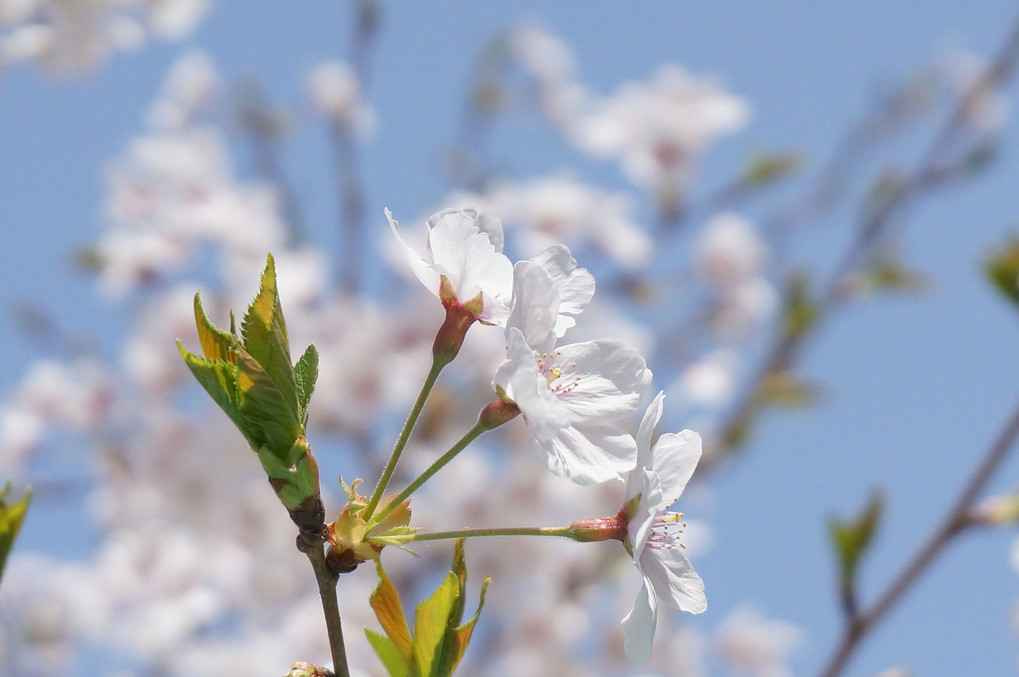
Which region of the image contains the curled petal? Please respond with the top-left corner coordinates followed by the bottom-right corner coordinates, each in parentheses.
top-left (651, 429), bottom-right (701, 507)
top-left (622, 572), bottom-right (658, 665)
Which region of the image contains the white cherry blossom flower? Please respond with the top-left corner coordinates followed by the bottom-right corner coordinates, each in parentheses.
top-left (715, 605), bottom-right (802, 677)
top-left (574, 65), bottom-right (749, 196)
top-left (387, 207), bottom-right (514, 325)
top-left (621, 391), bottom-right (706, 663)
top-left (494, 259), bottom-right (648, 484)
top-left (305, 60), bottom-right (376, 136)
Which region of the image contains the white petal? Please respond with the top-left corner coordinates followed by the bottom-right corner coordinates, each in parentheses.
top-left (641, 544), bottom-right (706, 614)
top-left (493, 328), bottom-right (570, 442)
top-left (474, 209), bottom-right (505, 253)
top-left (636, 391), bottom-right (665, 464)
top-left (507, 260), bottom-right (559, 351)
top-left (625, 392), bottom-right (665, 506)
top-left (531, 244), bottom-right (596, 324)
top-left (386, 208), bottom-right (440, 296)
top-left (425, 208), bottom-right (513, 320)
top-left (628, 468), bottom-right (662, 554)
top-left (622, 571), bottom-right (658, 664)
top-left (543, 422), bottom-right (637, 484)
top-left (427, 210), bottom-right (486, 291)
top-left (554, 340), bottom-right (651, 421)
top-left (652, 429), bottom-right (701, 505)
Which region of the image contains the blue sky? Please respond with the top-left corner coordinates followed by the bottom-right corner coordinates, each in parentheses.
top-left (3, 3), bottom-right (1019, 676)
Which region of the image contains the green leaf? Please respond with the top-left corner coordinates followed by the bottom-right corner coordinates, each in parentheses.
top-left (294, 344), bottom-right (319, 425)
top-left (193, 292), bottom-right (238, 362)
top-left (366, 628), bottom-right (412, 677)
top-left (370, 559), bottom-right (415, 667)
top-left (413, 572), bottom-right (459, 677)
top-left (239, 254), bottom-right (301, 427)
top-left (432, 540), bottom-right (487, 677)
top-left (443, 577), bottom-right (490, 675)
top-left (756, 371), bottom-right (820, 409)
top-left (984, 236), bottom-right (1019, 309)
top-left (0, 484), bottom-right (31, 583)
top-left (744, 150), bottom-right (802, 188)
top-left (828, 490), bottom-right (884, 615)
top-left (449, 539), bottom-right (468, 625)
top-left (781, 272), bottom-right (819, 339)
top-left (848, 253), bottom-right (926, 298)
top-left (177, 344), bottom-right (244, 433)
top-left (234, 349), bottom-right (304, 455)
top-left (368, 543), bottom-right (488, 677)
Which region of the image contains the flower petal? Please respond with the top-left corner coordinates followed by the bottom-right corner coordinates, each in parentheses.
top-left (621, 571), bottom-right (658, 664)
top-left (628, 468), bottom-right (662, 554)
top-left (640, 542), bottom-right (706, 614)
top-left (541, 421), bottom-right (637, 484)
top-left (493, 328), bottom-right (570, 442)
top-left (531, 244), bottom-right (595, 328)
top-left (652, 429), bottom-right (701, 507)
top-left (636, 391), bottom-right (665, 463)
top-left (507, 260), bottom-right (560, 351)
top-left (553, 340), bottom-right (652, 421)
top-left (387, 208), bottom-right (440, 295)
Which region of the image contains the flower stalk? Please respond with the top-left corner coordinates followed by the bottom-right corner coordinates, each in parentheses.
top-left (363, 358), bottom-right (444, 520)
top-left (370, 399), bottom-right (520, 528)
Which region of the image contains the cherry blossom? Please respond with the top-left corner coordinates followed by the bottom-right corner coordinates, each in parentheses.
top-left (573, 64), bottom-right (749, 198)
top-left (387, 207), bottom-right (514, 325)
top-left (621, 391), bottom-right (705, 663)
top-left (714, 605), bottom-right (803, 677)
top-left (494, 259), bottom-right (648, 485)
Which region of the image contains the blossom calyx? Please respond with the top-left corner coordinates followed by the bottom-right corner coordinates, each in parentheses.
top-left (432, 300), bottom-right (480, 368)
top-left (326, 478), bottom-right (416, 574)
top-left (567, 511), bottom-right (628, 544)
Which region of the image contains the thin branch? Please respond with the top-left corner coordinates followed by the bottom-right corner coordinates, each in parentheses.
top-left (709, 17), bottom-right (1019, 467)
top-left (299, 535), bottom-right (351, 677)
top-left (816, 393), bottom-right (1019, 677)
top-left (332, 0), bottom-right (380, 296)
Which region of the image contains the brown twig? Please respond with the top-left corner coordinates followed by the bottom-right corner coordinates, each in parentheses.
top-left (816, 394), bottom-right (1019, 677)
top-left (298, 532), bottom-right (350, 677)
top-left (332, 0), bottom-right (380, 296)
top-left (710, 17), bottom-right (1019, 467)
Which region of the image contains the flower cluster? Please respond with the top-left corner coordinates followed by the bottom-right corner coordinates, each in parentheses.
top-left (391, 206), bottom-right (707, 661)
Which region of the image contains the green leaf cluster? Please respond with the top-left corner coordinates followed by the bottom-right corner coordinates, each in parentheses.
top-left (984, 236), bottom-right (1019, 309)
top-left (744, 150), bottom-right (802, 188)
top-left (828, 490), bottom-right (884, 615)
top-left (755, 371), bottom-right (820, 409)
top-left (0, 482), bottom-right (31, 584)
top-left (178, 254), bottom-right (321, 516)
top-left (848, 253), bottom-right (927, 298)
top-left (366, 540), bottom-right (490, 677)
top-left (781, 271), bottom-right (819, 339)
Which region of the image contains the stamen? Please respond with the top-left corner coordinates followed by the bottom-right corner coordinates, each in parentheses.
top-left (535, 352), bottom-right (583, 398)
top-left (646, 509), bottom-right (687, 550)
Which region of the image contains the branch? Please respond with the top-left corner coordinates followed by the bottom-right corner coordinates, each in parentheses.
top-left (709, 17), bottom-right (1019, 467)
top-left (816, 393), bottom-right (1019, 677)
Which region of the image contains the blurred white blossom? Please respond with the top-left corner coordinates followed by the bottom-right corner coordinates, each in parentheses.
top-left (695, 214), bottom-right (777, 338)
top-left (305, 60), bottom-right (376, 136)
top-left (0, 0), bottom-right (210, 72)
top-left (573, 65), bottom-right (750, 199)
top-left (714, 605), bottom-right (803, 677)
top-left (509, 25), bottom-right (589, 124)
top-left (488, 175), bottom-right (652, 269)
